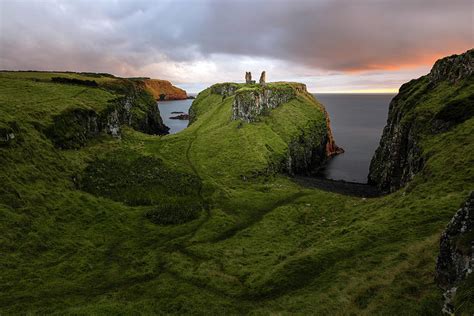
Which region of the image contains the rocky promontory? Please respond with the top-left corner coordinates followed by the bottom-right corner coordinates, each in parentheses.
top-left (368, 49), bottom-right (474, 192)
top-left (189, 73), bottom-right (342, 176)
top-left (143, 79), bottom-right (187, 100)
top-left (46, 77), bottom-right (169, 149)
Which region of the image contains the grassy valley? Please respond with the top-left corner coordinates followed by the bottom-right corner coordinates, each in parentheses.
top-left (1, 49), bottom-right (473, 316)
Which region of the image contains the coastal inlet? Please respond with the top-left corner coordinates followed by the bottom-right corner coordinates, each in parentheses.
top-left (157, 96), bottom-right (195, 134)
top-left (158, 92), bottom-right (392, 183)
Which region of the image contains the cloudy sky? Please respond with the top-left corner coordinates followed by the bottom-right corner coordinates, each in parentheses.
top-left (1, 0), bottom-right (472, 93)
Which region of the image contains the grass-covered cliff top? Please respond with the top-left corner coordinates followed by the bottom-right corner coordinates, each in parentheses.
top-left (185, 80), bottom-right (328, 180)
top-left (0, 71), bottom-right (117, 117)
top-left (1, 59), bottom-right (473, 314)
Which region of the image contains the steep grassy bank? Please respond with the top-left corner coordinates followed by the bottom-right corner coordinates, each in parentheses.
top-left (1, 48), bottom-right (473, 316)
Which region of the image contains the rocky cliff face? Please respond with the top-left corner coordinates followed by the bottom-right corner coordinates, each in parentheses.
top-left (232, 86), bottom-right (298, 122)
top-left (46, 83), bottom-right (169, 149)
top-left (284, 123), bottom-right (330, 175)
top-left (368, 49), bottom-right (474, 192)
top-left (367, 88), bottom-right (425, 192)
top-left (210, 82), bottom-right (241, 98)
top-left (436, 192), bottom-right (474, 314)
top-left (430, 49), bottom-right (474, 84)
top-left (323, 107), bottom-right (344, 157)
top-left (143, 79), bottom-right (187, 100)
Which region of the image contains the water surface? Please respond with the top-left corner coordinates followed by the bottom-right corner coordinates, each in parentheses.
top-left (157, 99), bottom-right (193, 134)
top-left (157, 93), bottom-right (393, 184)
top-left (314, 93), bottom-right (393, 183)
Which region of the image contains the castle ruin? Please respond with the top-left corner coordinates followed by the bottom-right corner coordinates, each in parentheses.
top-left (245, 71), bottom-right (266, 85)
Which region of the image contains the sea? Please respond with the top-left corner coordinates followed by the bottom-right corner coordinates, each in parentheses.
top-left (158, 93), bottom-right (394, 183)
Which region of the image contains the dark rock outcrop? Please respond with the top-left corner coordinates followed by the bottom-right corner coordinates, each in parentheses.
top-left (368, 49), bottom-right (473, 193)
top-left (210, 83), bottom-right (241, 98)
top-left (284, 107), bottom-right (343, 175)
top-left (429, 49), bottom-right (474, 84)
top-left (367, 95), bottom-right (425, 192)
top-left (232, 84), bottom-right (305, 122)
top-left (436, 192), bottom-right (474, 314)
top-left (170, 113), bottom-right (190, 120)
top-left (46, 85), bottom-right (169, 149)
top-left (324, 108), bottom-right (344, 157)
top-left (284, 121), bottom-right (331, 175)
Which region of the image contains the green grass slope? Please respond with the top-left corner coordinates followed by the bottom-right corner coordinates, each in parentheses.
top-left (0, 68), bottom-right (473, 315)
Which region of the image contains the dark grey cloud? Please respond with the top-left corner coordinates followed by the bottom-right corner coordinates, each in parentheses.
top-left (0, 0), bottom-right (472, 77)
top-left (188, 0), bottom-right (473, 71)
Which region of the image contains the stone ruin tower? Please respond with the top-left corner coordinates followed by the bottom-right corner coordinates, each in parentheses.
top-left (245, 72), bottom-right (255, 84)
top-left (259, 71), bottom-right (266, 85)
top-left (245, 71), bottom-right (266, 85)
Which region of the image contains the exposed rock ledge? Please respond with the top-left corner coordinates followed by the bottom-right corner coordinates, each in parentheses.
top-left (430, 48), bottom-right (473, 84)
top-left (436, 192), bottom-right (474, 315)
top-left (232, 84), bottom-right (306, 123)
top-left (46, 84), bottom-right (169, 149)
top-left (143, 79), bottom-right (187, 100)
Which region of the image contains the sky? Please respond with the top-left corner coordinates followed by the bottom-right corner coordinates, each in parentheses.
top-left (0, 0), bottom-right (473, 93)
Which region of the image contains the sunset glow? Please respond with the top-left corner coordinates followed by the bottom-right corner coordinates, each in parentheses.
top-left (1, 0), bottom-right (472, 92)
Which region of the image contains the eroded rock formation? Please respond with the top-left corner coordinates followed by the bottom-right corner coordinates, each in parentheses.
top-left (210, 83), bottom-right (240, 98)
top-left (430, 49), bottom-right (474, 84)
top-left (232, 84), bottom-right (305, 122)
top-left (436, 192), bottom-right (474, 314)
top-left (285, 122), bottom-right (332, 175)
top-left (46, 84), bottom-right (169, 149)
top-left (324, 108), bottom-right (344, 157)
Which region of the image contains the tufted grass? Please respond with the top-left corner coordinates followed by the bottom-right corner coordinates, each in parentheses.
top-left (0, 71), bottom-right (473, 314)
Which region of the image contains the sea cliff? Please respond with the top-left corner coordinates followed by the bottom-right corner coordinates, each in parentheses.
top-left (143, 79), bottom-right (188, 100)
top-left (368, 49), bottom-right (474, 192)
top-left (189, 80), bottom-right (341, 176)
